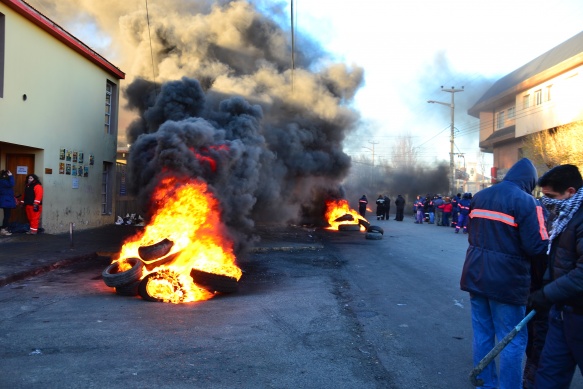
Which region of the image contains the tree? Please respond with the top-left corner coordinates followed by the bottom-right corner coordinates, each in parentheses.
top-left (391, 134), bottom-right (419, 169)
top-left (523, 121), bottom-right (583, 169)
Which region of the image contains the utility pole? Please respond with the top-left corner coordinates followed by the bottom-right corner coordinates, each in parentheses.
top-left (428, 86), bottom-right (464, 194)
top-left (363, 141), bottom-right (379, 187)
top-left (290, 0), bottom-right (295, 93)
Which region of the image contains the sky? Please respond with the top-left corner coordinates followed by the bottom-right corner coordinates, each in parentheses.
top-left (294, 0), bottom-right (583, 167)
top-left (290, 0), bottom-right (583, 167)
top-left (23, 0), bottom-right (583, 170)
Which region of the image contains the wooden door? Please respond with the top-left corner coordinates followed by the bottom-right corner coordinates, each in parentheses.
top-left (6, 154), bottom-right (35, 223)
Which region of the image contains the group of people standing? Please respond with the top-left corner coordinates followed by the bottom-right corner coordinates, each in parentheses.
top-left (0, 170), bottom-right (44, 235)
top-left (358, 194), bottom-right (406, 221)
top-left (460, 158), bottom-right (583, 388)
top-left (412, 193), bottom-right (475, 234)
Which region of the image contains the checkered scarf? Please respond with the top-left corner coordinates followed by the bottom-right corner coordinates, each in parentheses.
top-left (540, 187), bottom-right (583, 253)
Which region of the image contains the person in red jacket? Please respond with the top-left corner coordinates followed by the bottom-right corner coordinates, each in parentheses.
top-left (21, 174), bottom-right (43, 234)
top-left (439, 197), bottom-right (453, 227)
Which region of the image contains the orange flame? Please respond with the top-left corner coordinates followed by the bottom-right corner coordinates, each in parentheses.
top-left (324, 199), bottom-right (367, 231)
top-left (114, 176), bottom-right (242, 303)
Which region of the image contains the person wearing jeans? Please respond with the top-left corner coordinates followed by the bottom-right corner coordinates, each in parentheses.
top-left (460, 158), bottom-right (549, 389)
top-left (0, 169), bottom-right (16, 235)
top-left (470, 295), bottom-right (528, 388)
top-left (529, 164), bottom-right (583, 388)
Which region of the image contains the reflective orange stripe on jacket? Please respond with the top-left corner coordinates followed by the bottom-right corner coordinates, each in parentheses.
top-left (470, 208), bottom-right (517, 227)
top-left (470, 206), bottom-right (549, 240)
top-left (536, 206), bottom-right (549, 240)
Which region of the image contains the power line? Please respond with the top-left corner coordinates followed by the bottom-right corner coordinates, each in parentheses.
top-left (145, 0), bottom-right (156, 82)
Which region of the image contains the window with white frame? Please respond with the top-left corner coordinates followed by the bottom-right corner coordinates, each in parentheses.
top-left (523, 94), bottom-right (530, 109)
top-left (101, 162), bottom-right (113, 215)
top-left (546, 85), bottom-right (552, 102)
top-left (535, 89), bottom-right (542, 105)
top-left (104, 81), bottom-right (117, 135)
top-left (507, 106), bottom-right (515, 119)
top-left (496, 110), bottom-right (505, 129)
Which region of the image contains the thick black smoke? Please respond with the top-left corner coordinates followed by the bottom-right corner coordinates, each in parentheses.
top-left (125, 73), bottom-right (359, 248)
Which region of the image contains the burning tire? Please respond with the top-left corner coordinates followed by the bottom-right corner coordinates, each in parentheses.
top-left (102, 257), bottom-right (143, 288)
top-left (367, 225), bottom-right (384, 235)
top-left (338, 223), bottom-right (360, 231)
top-left (358, 218), bottom-right (371, 230)
top-left (115, 279), bottom-right (141, 296)
top-left (141, 251), bottom-right (180, 271)
top-left (138, 270), bottom-right (188, 303)
top-left (190, 268), bottom-right (238, 294)
top-left (334, 214), bottom-right (354, 222)
top-left (365, 231), bottom-right (383, 240)
top-left (138, 238), bottom-right (174, 261)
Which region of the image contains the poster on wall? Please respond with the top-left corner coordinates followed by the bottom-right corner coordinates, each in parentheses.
top-left (60, 149), bottom-right (66, 160)
top-left (66, 150), bottom-right (72, 161)
top-left (72, 165), bottom-right (78, 176)
top-left (66, 164), bottom-right (71, 175)
top-left (16, 166), bottom-right (28, 175)
top-left (72, 151), bottom-right (78, 163)
top-left (89, 154), bottom-right (95, 166)
top-left (72, 178), bottom-right (79, 189)
top-left (59, 163), bottom-right (65, 174)
top-left (78, 152), bottom-right (84, 164)
top-left (83, 166), bottom-right (89, 177)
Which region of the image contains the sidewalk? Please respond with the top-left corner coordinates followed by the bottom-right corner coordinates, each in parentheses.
top-left (0, 223), bottom-right (324, 288)
top-left (0, 224), bottom-right (140, 287)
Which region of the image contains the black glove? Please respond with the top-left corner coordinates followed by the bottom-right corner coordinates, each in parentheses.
top-left (528, 289), bottom-right (553, 311)
top-left (33, 204), bottom-right (39, 212)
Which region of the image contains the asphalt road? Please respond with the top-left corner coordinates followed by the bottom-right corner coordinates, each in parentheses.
top-left (0, 215), bottom-right (579, 388)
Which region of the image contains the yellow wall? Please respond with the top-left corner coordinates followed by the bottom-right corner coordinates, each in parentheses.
top-left (0, 3), bottom-right (121, 233)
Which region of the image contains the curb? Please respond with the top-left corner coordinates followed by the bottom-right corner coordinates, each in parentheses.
top-left (250, 244), bottom-right (323, 253)
top-left (0, 253), bottom-right (97, 288)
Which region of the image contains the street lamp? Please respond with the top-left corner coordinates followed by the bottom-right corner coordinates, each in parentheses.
top-left (427, 86), bottom-right (464, 194)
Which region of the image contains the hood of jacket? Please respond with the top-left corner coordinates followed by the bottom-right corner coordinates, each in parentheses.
top-left (502, 158), bottom-right (538, 194)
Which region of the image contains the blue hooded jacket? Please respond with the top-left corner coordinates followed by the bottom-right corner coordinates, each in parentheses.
top-left (0, 174), bottom-right (16, 209)
top-left (460, 158), bottom-right (549, 304)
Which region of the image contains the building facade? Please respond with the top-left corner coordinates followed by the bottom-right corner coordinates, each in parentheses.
top-left (468, 30), bottom-right (583, 179)
top-left (0, 0), bottom-right (125, 233)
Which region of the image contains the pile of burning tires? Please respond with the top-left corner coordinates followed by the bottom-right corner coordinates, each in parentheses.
top-left (101, 239), bottom-right (238, 302)
top-left (334, 213), bottom-right (383, 240)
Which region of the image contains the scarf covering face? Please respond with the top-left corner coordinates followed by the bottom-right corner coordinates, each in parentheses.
top-left (541, 186), bottom-right (583, 254)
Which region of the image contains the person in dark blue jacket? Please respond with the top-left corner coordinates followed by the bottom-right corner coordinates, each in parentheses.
top-left (460, 158), bottom-right (549, 389)
top-left (358, 195), bottom-right (368, 218)
top-left (0, 169), bottom-right (16, 236)
top-left (529, 164), bottom-right (583, 388)
top-left (451, 193), bottom-right (461, 228)
top-left (455, 192), bottom-right (472, 233)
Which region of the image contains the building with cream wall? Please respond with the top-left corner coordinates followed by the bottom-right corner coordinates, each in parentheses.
top-left (0, 0), bottom-right (125, 233)
top-left (468, 30), bottom-right (583, 179)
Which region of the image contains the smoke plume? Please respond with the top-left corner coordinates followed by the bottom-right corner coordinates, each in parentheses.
top-left (26, 0), bottom-right (364, 246)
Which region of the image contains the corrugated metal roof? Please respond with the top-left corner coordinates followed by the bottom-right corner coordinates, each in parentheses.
top-left (469, 30), bottom-right (583, 115)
